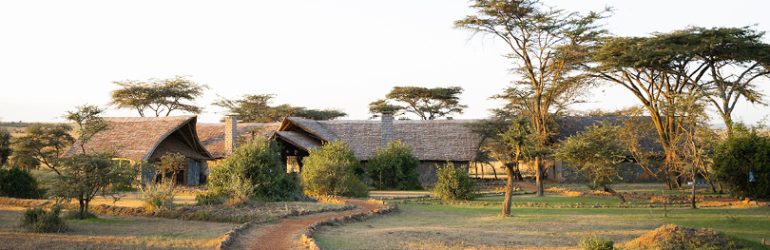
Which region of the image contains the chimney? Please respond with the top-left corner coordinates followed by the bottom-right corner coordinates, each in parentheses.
top-left (381, 112), bottom-right (394, 147)
top-left (224, 114), bottom-right (238, 155)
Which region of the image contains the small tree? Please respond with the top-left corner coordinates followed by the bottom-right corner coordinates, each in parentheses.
top-left (0, 128), bottom-right (11, 166)
top-left (11, 124), bottom-right (74, 175)
top-left (208, 138), bottom-right (303, 202)
top-left (499, 118), bottom-right (532, 215)
top-left (156, 152), bottom-right (187, 189)
top-left (433, 162), bottom-right (477, 201)
top-left (555, 122), bottom-right (628, 197)
top-left (712, 127), bottom-right (770, 199)
top-left (301, 141), bottom-right (368, 197)
top-left (0, 167), bottom-right (43, 198)
top-left (52, 153), bottom-right (136, 219)
top-left (369, 86), bottom-right (467, 120)
top-left (366, 140), bottom-right (421, 190)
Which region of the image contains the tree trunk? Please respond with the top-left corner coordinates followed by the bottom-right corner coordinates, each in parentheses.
top-left (691, 168), bottom-right (697, 209)
top-left (78, 199), bottom-right (85, 218)
top-left (489, 163), bottom-right (498, 180)
top-left (535, 157), bottom-right (544, 197)
top-left (480, 162), bottom-right (485, 179)
top-left (474, 163), bottom-right (479, 178)
top-left (502, 166), bottom-right (515, 216)
top-left (602, 185), bottom-right (625, 203)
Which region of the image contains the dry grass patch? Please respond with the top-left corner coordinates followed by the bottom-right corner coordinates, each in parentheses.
top-left (0, 205), bottom-right (236, 249)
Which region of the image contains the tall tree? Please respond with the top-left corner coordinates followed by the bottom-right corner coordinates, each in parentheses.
top-left (111, 76), bottom-right (207, 117)
top-left (694, 27), bottom-right (770, 136)
top-left (214, 94), bottom-right (346, 122)
top-left (456, 0), bottom-right (608, 196)
top-left (369, 86), bottom-right (466, 120)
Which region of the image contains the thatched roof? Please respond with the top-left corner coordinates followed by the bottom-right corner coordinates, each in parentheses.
top-left (66, 116), bottom-right (212, 162)
top-left (196, 122), bottom-right (280, 159)
top-left (276, 117), bottom-right (483, 162)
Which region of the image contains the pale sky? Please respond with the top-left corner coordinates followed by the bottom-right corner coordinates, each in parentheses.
top-left (1, 0), bottom-right (768, 125)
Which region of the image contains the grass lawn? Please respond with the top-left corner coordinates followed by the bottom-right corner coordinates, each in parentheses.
top-left (0, 205), bottom-right (237, 249)
top-left (315, 194), bottom-right (770, 249)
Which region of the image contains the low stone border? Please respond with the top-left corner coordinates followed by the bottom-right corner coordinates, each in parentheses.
top-left (298, 199), bottom-right (398, 250)
top-left (215, 197), bottom-right (356, 250)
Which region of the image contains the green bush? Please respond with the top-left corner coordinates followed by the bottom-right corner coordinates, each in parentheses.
top-left (579, 236), bottom-right (614, 250)
top-left (366, 140), bottom-right (421, 190)
top-left (301, 141), bottom-right (368, 197)
top-left (142, 182), bottom-right (176, 214)
top-left (0, 167), bottom-right (43, 198)
top-left (433, 162), bottom-right (477, 201)
top-left (195, 191), bottom-right (226, 206)
top-left (208, 138), bottom-right (303, 201)
top-left (20, 205), bottom-right (66, 233)
top-left (712, 128), bottom-right (770, 199)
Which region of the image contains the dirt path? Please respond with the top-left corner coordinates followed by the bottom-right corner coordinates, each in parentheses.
top-left (228, 199), bottom-right (383, 250)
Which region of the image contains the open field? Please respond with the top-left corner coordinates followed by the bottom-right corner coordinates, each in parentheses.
top-left (316, 186), bottom-right (770, 250)
top-left (0, 205), bottom-right (237, 249)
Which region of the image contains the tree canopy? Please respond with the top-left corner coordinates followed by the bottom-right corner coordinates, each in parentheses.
top-left (369, 86), bottom-right (466, 120)
top-left (111, 76), bottom-right (207, 117)
top-left (214, 94), bottom-right (346, 122)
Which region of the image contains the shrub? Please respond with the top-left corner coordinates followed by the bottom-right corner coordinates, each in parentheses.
top-left (142, 182), bottom-right (176, 214)
top-left (366, 140), bottom-right (421, 190)
top-left (195, 191), bottom-right (226, 206)
top-left (578, 236), bottom-right (614, 250)
top-left (301, 141), bottom-right (368, 197)
top-left (712, 128), bottom-right (770, 199)
top-left (20, 205), bottom-right (66, 233)
top-left (208, 138), bottom-right (303, 201)
top-left (0, 167), bottom-right (44, 198)
top-left (433, 162), bottom-right (477, 201)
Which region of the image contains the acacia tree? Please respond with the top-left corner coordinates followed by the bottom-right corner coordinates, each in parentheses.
top-left (111, 76), bottom-right (207, 117)
top-left (591, 29), bottom-right (740, 189)
top-left (65, 105), bottom-right (107, 154)
top-left (456, 0), bottom-right (608, 196)
top-left (214, 94), bottom-right (346, 122)
top-left (555, 122), bottom-right (628, 201)
top-left (11, 124), bottom-right (74, 175)
top-left (369, 86), bottom-right (466, 120)
top-left (498, 118), bottom-right (532, 215)
top-left (695, 27), bottom-right (770, 136)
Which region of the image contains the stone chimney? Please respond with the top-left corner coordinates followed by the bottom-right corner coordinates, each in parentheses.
top-left (224, 114), bottom-right (238, 155)
top-left (381, 112), bottom-right (394, 147)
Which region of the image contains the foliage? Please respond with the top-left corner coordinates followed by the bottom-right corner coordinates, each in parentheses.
top-left (555, 122), bottom-right (628, 191)
top-left (20, 205), bottom-right (66, 233)
top-left (156, 152), bottom-right (187, 188)
top-left (51, 153), bottom-right (136, 219)
top-left (368, 86), bottom-right (466, 120)
top-left (195, 190), bottom-right (226, 206)
top-left (214, 94), bottom-right (346, 122)
top-left (0, 128), bottom-right (11, 166)
top-left (366, 140), bottom-right (421, 190)
top-left (578, 236), bottom-right (614, 250)
top-left (0, 167), bottom-right (43, 198)
top-left (208, 138), bottom-right (304, 201)
top-left (65, 104), bottom-right (108, 154)
top-left (301, 141), bottom-right (368, 197)
top-left (712, 127), bottom-right (770, 199)
top-left (142, 182), bottom-right (176, 213)
top-left (11, 124), bottom-right (74, 174)
top-left (111, 76), bottom-right (207, 117)
top-left (433, 163), bottom-right (477, 201)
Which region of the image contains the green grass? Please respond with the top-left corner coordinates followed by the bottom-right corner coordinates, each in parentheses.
top-left (315, 194), bottom-right (770, 249)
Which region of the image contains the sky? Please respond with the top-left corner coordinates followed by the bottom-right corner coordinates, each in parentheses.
top-left (0, 0), bottom-right (768, 125)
